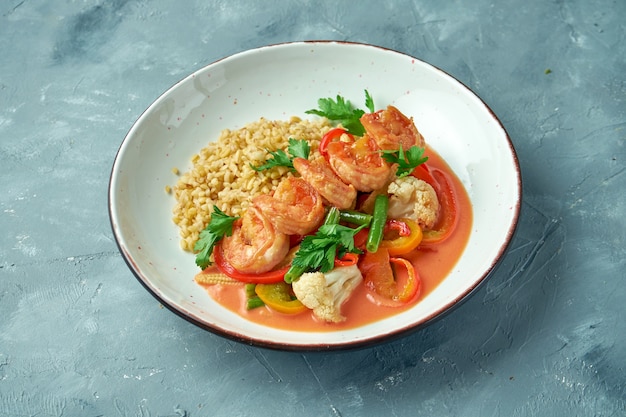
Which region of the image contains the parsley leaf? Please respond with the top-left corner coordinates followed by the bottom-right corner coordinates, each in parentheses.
top-left (305, 90), bottom-right (375, 137)
top-left (194, 206), bottom-right (239, 269)
top-left (290, 223), bottom-right (364, 274)
top-left (250, 148), bottom-right (291, 171)
top-left (364, 90), bottom-right (375, 113)
top-left (381, 145), bottom-right (429, 178)
top-left (287, 137), bottom-right (310, 160)
top-left (250, 138), bottom-right (310, 172)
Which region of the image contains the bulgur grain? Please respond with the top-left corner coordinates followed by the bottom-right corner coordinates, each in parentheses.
top-left (172, 117), bottom-right (331, 251)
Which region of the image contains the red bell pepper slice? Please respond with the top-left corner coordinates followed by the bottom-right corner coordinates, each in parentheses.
top-left (359, 248), bottom-right (421, 306)
top-left (353, 227), bottom-right (369, 251)
top-left (384, 219), bottom-right (411, 236)
top-left (410, 163), bottom-right (437, 189)
top-left (420, 167), bottom-right (459, 245)
top-left (334, 252), bottom-right (359, 267)
top-left (319, 128), bottom-right (353, 157)
top-left (213, 242), bottom-right (289, 284)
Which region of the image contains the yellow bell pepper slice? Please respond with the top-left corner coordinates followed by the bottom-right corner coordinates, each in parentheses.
top-left (379, 218), bottom-right (423, 256)
top-left (254, 282), bottom-right (308, 315)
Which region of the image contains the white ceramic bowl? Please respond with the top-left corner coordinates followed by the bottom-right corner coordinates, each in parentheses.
top-left (109, 41), bottom-right (521, 350)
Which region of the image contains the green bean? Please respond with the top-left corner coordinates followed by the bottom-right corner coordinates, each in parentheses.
top-left (245, 283), bottom-right (257, 298)
top-left (285, 208), bottom-right (341, 283)
top-left (339, 210), bottom-right (373, 226)
top-left (246, 296), bottom-right (265, 310)
top-left (284, 264), bottom-right (307, 284)
top-left (244, 284), bottom-right (264, 309)
top-left (366, 194), bottom-right (389, 253)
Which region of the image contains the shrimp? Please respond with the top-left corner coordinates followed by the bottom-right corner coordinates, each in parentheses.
top-left (360, 105), bottom-right (425, 151)
top-left (326, 136), bottom-right (393, 192)
top-left (220, 206), bottom-right (290, 274)
top-left (253, 177), bottom-right (325, 236)
top-left (293, 156), bottom-right (357, 210)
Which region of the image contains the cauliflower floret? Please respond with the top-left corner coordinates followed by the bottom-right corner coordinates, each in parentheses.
top-left (291, 265), bottom-right (363, 323)
top-left (387, 176), bottom-right (439, 230)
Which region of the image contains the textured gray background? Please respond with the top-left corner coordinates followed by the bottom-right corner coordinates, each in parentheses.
top-left (1, 1), bottom-right (625, 416)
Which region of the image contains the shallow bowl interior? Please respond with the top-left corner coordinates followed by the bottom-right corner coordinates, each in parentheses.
top-left (109, 41), bottom-right (521, 350)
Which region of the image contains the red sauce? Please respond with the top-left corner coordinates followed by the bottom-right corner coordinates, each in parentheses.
top-left (200, 146), bottom-right (472, 332)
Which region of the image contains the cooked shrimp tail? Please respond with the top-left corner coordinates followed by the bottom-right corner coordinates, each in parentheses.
top-left (220, 206), bottom-right (290, 274)
top-left (326, 136), bottom-right (393, 192)
top-left (293, 157), bottom-right (357, 210)
top-left (253, 177), bottom-right (325, 236)
top-left (360, 105), bottom-right (425, 151)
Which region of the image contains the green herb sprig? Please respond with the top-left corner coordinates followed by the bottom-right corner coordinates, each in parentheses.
top-left (284, 207), bottom-right (364, 283)
top-left (250, 138), bottom-right (310, 172)
top-left (305, 90), bottom-right (374, 136)
top-left (381, 145), bottom-right (429, 177)
top-left (194, 206), bottom-right (239, 269)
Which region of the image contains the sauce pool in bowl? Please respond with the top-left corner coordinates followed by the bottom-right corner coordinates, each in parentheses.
top-left (197, 145), bottom-right (473, 332)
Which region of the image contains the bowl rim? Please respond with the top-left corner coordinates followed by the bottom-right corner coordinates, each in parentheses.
top-left (108, 40), bottom-right (522, 351)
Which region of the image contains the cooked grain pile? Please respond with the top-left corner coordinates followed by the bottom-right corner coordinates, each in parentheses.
top-left (172, 116), bottom-right (331, 251)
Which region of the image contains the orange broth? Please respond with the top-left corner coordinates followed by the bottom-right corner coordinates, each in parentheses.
top-left (199, 146), bottom-right (472, 332)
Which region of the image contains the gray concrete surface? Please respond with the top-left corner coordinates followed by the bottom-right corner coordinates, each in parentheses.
top-left (1, 0), bottom-right (624, 416)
